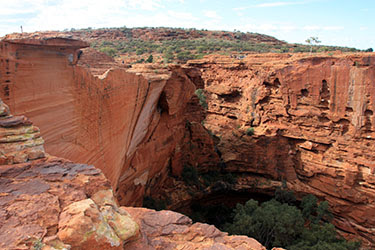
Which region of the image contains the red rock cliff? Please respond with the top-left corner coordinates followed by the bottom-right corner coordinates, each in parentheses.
top-left (0, 33), bottom-right (195, 206)
top-left (185, 53), bottom-right (375, 246)
top-left (0, 96), bottom-right (268, 250)
top-left (2, 32), bottom-right (375, 247)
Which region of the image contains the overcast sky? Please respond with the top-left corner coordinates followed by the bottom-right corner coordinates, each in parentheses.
top-left (0, 0), bottom-right (373, 49)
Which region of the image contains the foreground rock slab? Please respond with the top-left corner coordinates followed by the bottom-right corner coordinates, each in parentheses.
top-left (0, 97), bottom-right (139, 249)
top-left (125, 207), bottom-right (266, 250)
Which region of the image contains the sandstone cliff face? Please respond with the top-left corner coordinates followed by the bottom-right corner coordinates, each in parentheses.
top-left (2, 32), bottom-right (375, 247)
top-left (0, 98), bottom-right (139, 249)
top-left (0, 96), bottom-right (268, 249)
top-left (185, 53), bottom-right (375, 246)
top-left (0, 33), bottom-right (195, 206)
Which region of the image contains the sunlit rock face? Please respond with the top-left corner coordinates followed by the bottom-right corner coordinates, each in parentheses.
top-left (0, 33), bottom-right (195, 206)
top-left (0, 54), bottom-right (266, 249)
top-left (2, 31), bottom-right (375, 247)
top-left (0, 95), bottom-right (140, 249)
top-left (183, 53), bottom-right (375, 246)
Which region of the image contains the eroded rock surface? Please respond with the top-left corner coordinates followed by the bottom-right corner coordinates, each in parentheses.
top-left (0, 33), bottom-right (195, 206)
top-left (124, 207), bottom-right (266, 250)
top-left (0, 98), bottom-right (139, 249)
top-left (0, 34), bottom-right (268, 249)
top-left (0, 96), bottom-right (266, 249)
top-left (2, 32), bottom-right (375, 247)
top-left (183, 53), bottom-right (375, 246)
top-left (0, 99), bottom-right (45, 165)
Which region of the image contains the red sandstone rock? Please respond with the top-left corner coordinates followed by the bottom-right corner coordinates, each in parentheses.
top-left (0, 34), bottom-right (195, 207)
top-left (124, 207), bottom-right (266, 250)
top-left (0, 95), bottom-right (268, 249)
top-left (0, 96), bottom-right (140, 249)
top-left (0, 100), bottom-right (45, 165)
top-left (184, 53), bottom-right (375, 246)
top-left (0, 153), bottom-right (140, 249)
top-left (2, 32), bottom-right (375, 247)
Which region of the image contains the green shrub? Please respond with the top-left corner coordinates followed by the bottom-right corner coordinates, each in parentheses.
top-left (200, 170), bottom-right (221, 186)
top-left (245, 127), bottom-right (254, 136)
top-left (99, 47), bottom-right (117, 57)
top-left (275, 186), bottom-right (296, 205)
top-left (224, 193), bottom-right (360, 250)
top-left (163, 49), bottom-right (174, 63)
top-left (136, 48), bottom-right (146, 55)
top-left (223, 172), bottom-right (236, 184)
top-left (145, 54), bottom-right (153, 63)
top-left (200, 170), bottom-right (237, 187)
top-left (32, 238), bottom-right (44, 250)
top-left (195, 89), bottom-right (208, 109)
top-left (225, 199), bottom-right (305, 248)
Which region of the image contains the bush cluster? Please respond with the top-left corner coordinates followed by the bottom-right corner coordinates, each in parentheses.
top-left (195, 89), bottom-right (208, 109)
top-left (224, 190), bottom-right (360, 250)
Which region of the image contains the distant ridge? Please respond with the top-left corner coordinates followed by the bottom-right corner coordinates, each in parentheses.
top-left (61, 26), bottom-right (359, 63)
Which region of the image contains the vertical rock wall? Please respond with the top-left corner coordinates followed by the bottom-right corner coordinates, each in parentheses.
top-left (185, 54), bottom-right (375, 246)
top-left (0, 35), bottom-right (195, 206)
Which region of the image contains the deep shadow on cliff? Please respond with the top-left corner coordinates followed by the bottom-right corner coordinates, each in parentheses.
top-left (1, 32), bottom-right (375, 248)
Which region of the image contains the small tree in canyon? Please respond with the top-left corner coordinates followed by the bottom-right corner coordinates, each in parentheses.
top-left (224, 190), bottom-right (360, 250)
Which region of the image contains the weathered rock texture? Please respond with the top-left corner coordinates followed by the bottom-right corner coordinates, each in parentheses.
top-left (0, 99), bottom-right (45, 165)
top-left (0, 96), bottom-right (266, 249)
top-left (124, 207), bottom-right (266, 250)
top-left (184, 53), bottom-right (375, 246)
top-left (0, 33), bottom-right (195, 206)
top-left (0, 98), bottom-right (139, 249)
top-left (2, 32), bottom-right (375, 247)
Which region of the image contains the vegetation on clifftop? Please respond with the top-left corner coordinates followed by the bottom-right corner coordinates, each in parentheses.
top-left (66, 27), bottom-right (360, 63)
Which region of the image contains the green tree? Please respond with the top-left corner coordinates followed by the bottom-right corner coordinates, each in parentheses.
top-left (163, 49), bottom-right (174, 63)
top-left (289, 223), bottom-right (360, 250)
top-left (301, 194), bottom-right (318, 221)
top-left (145, 54), bottom-right (153, 63)
top-left (224, 192), bottom-right (360, 249)
top-left (99, 47), bottom-right (117, 57)
top-left (225, 199), bottom-right (304, 249)
top-left (195, 89), bottom-right (208, 109)
top-left (305, 37), bottom-right (321, 54)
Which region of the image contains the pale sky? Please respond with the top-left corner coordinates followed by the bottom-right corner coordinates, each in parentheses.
top-left (0, 0), bottom-right (374, 49)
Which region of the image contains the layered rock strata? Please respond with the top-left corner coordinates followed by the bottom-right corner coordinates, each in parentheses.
top-left (0, 97), bottom-right (267, 249)
top-left (0, 33), bottom-right (195, 206)
top-left (2, 32), bottom-right (375, 247)
top-left (0, 98), bottom-right (139, 249)
top-left (183, 53), bottom-right (375, 246)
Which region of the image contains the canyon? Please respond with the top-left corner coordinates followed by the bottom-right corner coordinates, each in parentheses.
top-left (0, 95), bottom-right (265, 250)
top-left (1, 32), bottom-right (375, 248)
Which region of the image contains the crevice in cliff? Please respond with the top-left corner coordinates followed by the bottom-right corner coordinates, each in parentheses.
top-left (320, 79), bottom-right (330, 108)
